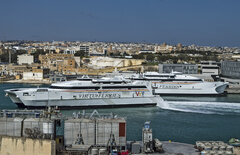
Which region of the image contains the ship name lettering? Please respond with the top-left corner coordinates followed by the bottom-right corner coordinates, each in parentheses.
top-left (79, 93), bottom-right (120, 99)
top-left (158, 85), bottom-right (180, 89)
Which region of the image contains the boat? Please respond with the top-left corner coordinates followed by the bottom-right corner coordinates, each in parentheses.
top-left (5, 76), bottom-right (163, 109)
top-left (229, 138), bottom-right (240, 147)
top-left (130, 72), bottom-right (228, 95)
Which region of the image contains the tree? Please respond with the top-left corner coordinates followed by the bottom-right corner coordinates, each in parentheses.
top-left (31, 49), bottom-right (46, 63)
top-left (0, 49), bottom-right (26, 63)
top-left (74, 50), bottom-right (87, 57)
top-left (146, 54), bottom-right (155, 62)
top-left (132, 53), bottom-right (145, 59)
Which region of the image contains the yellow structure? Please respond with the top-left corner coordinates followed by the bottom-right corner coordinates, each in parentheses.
top-left (0, 136), bottom-right (56, 155)
top-left (15, 75), bottom-right (21, 80)
top-left (57, 58), bottom-right (76, 74)
top-left (55, 48), bottom-right (60, 53)
top-left (39, 54), bottom-right (74, 66)
top-left (89, 56), bottom-right (144, 69)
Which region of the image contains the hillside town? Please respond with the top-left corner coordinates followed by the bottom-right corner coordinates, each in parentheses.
top-left (0, 40), bottom-right (240, 89)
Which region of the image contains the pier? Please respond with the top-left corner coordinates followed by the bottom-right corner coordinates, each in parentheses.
top-left (0, 109), bottom-right (239, 155)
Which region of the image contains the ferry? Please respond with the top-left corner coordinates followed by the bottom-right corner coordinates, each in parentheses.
top-left (5, 76), bottom-right (163, 109)
top-left (131, 72), bottom-right (228, 95)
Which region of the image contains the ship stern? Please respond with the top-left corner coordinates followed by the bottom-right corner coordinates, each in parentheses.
top-left (215, 82), bottom-right (228, 94)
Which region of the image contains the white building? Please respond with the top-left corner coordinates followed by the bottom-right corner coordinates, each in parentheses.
top-left (64, 49), bottom-right (76, 54)
top-left (23, 72), bottom-right (43, 80)
top-left (200, 61), bottom-right (220, 76)
top-left (201, 65), bottom-right (219, 76)
top-left (17, 54), bottom-right (34, 65)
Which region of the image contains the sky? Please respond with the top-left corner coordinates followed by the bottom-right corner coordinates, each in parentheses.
top-left (0, 0), bottom-right (239, 47)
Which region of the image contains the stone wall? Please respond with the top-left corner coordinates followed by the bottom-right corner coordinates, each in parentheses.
top-left (0, 136), bottom-right (56, 155)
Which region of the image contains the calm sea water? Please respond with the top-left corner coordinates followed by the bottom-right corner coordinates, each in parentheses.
top-left (1, 83), bottom-right (240, 144)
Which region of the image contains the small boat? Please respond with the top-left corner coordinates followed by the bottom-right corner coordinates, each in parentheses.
top-left (229, 138), bottom-right (240, 147)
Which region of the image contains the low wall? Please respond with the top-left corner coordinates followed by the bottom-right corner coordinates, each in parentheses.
top-left (234, 146), bottom-right (240, 155)
top-left (0, 136), bottom-right (56, 155)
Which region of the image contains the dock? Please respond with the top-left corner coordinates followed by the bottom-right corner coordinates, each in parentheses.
top-left (0, 108), bottom-right (239, 155)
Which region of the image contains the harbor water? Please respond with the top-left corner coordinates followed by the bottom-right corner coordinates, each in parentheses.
top-left (1, 83), bottom-right (240, 144)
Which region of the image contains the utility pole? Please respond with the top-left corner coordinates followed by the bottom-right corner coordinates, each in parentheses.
top-left (8, 50), bottom-right (11, 64)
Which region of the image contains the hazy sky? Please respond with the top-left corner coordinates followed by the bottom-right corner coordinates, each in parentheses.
top-left (0, 0), bottom-right (239, 47)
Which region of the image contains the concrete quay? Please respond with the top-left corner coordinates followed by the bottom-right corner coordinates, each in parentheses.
top-left (3, 79), bottom-right (51, 84)
top-left (135, 141), bottom-right (198, 155)
top-left (0, 109), bottom-right (239, 155)
top-left (226, 87), bottom-right (240, 94)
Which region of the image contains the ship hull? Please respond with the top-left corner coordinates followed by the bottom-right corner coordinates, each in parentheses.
top-left (20, 97), bottom-right (159, 109)
top-left (5, 88), bottom-right (161, 109)
top-left (153, 82), bottom-right (228, 95)
top-left (14, 102), bottom-right (157, 109)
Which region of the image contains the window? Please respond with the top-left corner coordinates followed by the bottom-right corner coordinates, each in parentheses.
top-left (23, 92), bottom-right (29, 96)
top-left (37, 89), bottom-right (48, 92)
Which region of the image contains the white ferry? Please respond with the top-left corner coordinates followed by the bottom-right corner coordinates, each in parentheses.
top-left (131, 72), bottom-right (228, 95)
top-left (5, 76), bottom-right (163, 109)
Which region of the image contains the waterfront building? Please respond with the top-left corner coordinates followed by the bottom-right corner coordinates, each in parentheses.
top-left (17, 54), bottom-right (34, 65)
top-left (49, 74), bottom-right (67, 82)
top-left (200, 61), bottom-right (220, 76)
top-left (23, 68), bottom-right (49, 81)
top-left (2, 64), bottom-right (29, 76)
top-left (221, 61), bottom-right (240, 78)
top-left (159, 64), bottom-right (198, 74)
top-left (201, 65), bottom-right (219, 76)
top-left (0, 63), bottom-right (7, 75)
top-left (23, 71), bottom-right (43, 80)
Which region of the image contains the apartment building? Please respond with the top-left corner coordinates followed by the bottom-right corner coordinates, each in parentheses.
top-left (39, 54), bottom-right (76, 72)
top-left (17, 54), bottom-right (34, 65)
